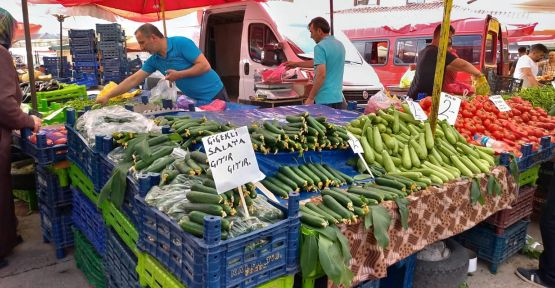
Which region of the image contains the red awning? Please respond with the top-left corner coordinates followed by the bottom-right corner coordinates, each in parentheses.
top-left (14, 22), bottom-right (42, 41)
top-left (29, 0), bottom-right (265, 21)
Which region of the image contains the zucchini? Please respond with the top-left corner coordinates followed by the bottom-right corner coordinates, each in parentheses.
top-left (305, 202), bottom-right (339, 224)
top-left (323, 164), bottom-right (353, 184)
top-left (290, 166), bottom-right (314, 187)
top-left (301, 212), bottom-right (328, 228)
top-left (321, 189), bottom-right (354, 211)
top-left (187, 191), bottom-right (224, 205)
top-left (189, 211), bottom-right (231, 231)
top-left (180, 203), bottom-right (226, 217)
top-left (322, 195), bottom-right (352, 220)
top-left (190, 151), bottom-right (208, 164)
top-left (262, 178), bottom-right (290, 199)
top-left (317, 204), bottom-right (346, 223)
top-left (375, 177), bottom-right (406, 192)
top-left (143, 156), bottom-right (175, 173)
top-left (331, 187), bottom-right (366, 208)
top-left (191, 184), bottom-right (218, 195)
top-left (347, 186), bottom-right (385, 202)
top-left (275, 172), bottom-right (300, 192)
top-left (299, 165), bottom-right (323, 188)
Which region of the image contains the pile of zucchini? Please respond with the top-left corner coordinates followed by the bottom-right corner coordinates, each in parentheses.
top-left (155, 115), bottom-right (234, 149)
top-left (250, 112), bottom-right (350, 154)
top-left (346, 106), bottom-right (496, 184)
top-left (261, 163), bottom-right (353, 198)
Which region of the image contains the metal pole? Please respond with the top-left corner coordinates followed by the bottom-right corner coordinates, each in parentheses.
top-left (22, 0), bottom-right (37, 111)
top-left (59, 17), bottom-right (62, 78)
top-left (429, 0), bottom-right (453, 134)
top-left (161, 0), bottom-right (167, 37)
top-left (329, 0), bottom-right (334, 35)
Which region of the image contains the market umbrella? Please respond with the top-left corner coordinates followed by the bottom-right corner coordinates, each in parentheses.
top-left (14, 21), bottom-right (42, 41)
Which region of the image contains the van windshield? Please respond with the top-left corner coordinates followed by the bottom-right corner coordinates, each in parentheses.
top-left (278, 23), bottom-right (363, 64)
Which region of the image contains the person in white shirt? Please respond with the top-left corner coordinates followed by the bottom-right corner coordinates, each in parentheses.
top-left (513, 43), bottom-right (548, 88)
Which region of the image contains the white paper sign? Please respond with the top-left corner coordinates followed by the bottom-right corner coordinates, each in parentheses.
top-left (406, 100), bottom-right (428, 121)
top-left (489, 95), bottom-right (511, 112)
top-left (438, 92), bottom-right (462, 125)
top-left (202, 126), bottom-right (265, 194)
top-left (552, 81), bottom-right (555, 89)
top-left (347, 132), bottom-right (364, 154)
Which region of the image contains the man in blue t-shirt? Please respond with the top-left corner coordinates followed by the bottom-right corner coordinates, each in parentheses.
top-left (286, 17), bottom-right (346, 108)
top-left (96, 23), bottom-right (226, 105)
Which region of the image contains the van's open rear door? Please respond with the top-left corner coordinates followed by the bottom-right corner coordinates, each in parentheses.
top-left (482, 16), bottom-right (501, 80)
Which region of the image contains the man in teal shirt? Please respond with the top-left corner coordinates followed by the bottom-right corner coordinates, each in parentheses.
top-left (96, 23), bottom-right (226, 105)
top-left (286, 17), bottom-right (346, 108)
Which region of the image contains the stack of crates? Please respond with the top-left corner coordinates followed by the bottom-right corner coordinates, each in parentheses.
top-left (36, 160), bottom-right (74, 259)
top-left (68, 29), bottom-right (99, 87)
top-left (96, 24), bottom-right (129, 84)
top-left (43, 56), bottom-right (70, 80)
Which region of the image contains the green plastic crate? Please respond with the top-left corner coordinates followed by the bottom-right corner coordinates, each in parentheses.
top-left (101, 200), bottom-right (138, 255)
top-left (519, 164), bottom-right (540, 187)
top-left (137, 252), bottom-right (185, 288)
top-left (257, 275), bottom-right (294, 288)
top-left (37, 84), bottom-right (86, 103)
top-left (68, 163), bottom-right (96, 203)
top-left (74, 228), bottom-right (106, 288)
top-left (13, 189), bottom-right (38, 212)
top-left (38, 99), bottom-right (67, 125)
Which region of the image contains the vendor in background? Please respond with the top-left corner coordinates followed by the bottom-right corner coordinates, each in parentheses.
top-left (0, 8), bottom-right (42, 269)
top-left (96, 23), bottom-right (227, 105)
top-left (510, 47), bottom-right (528, 76)
top-left (539, 50), bottom-right (555, 78)
top-left (513, 43), bottom-right (548, 88)
top-left (285, 17), bottom-right (346, 108)
top-left (407, 24), bottom-right (482, 100)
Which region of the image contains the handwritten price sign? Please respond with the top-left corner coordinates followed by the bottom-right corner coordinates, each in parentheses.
top-left (438, 92), bottom-right (462, 125)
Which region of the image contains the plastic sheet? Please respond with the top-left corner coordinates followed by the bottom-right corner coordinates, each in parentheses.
top-left (75, 106), bottom-right (159, 146)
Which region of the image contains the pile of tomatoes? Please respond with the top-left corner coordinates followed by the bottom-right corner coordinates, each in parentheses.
top-left (419, 95), bottom-right (555, 155)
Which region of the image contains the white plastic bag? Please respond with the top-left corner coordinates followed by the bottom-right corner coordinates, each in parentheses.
top-left (150, 79), bottom-right (178, 103)
top-left (364, 90), bottom-right (401, 114)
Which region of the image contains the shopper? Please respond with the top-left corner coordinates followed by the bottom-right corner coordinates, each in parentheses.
top-left (96, 23), bottom-right (227, 105)
top-left (0, 8), bottom-right (42, 268)
top-left (516, 163), bottom-right (555, 287)
top-left (510, 47), bottom-right (528, 76)
top-left (285, 17), bottom-right (346, 108)
top-left (539, 51), bottom-right (555, 78)
top-left (407, 24), bottom-right (482, 100)
top-left (513, 43), bottom-right (548, 88)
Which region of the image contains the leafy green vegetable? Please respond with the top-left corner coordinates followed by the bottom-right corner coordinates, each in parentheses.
top-left (508, 86), bottom-right (555, 112)
top-left (300, 234), bottom-right (319, 277)
top-left (395, 198), bottom-right (410, 230)
top-left (370, 205), bottom-right (392, 248)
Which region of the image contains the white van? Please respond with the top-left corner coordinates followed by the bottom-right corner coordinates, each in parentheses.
top-left (198, 1), bottom-right (383, 103)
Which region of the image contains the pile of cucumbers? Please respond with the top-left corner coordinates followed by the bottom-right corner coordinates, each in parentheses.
top-left (261, 163), bottom-right (354, 198)
top-left (250, 112), bottom-right (350, 154)
top-left (346, 105), bottom-right (496, 184)
top-left (155, 115), bottom-right (234, 149)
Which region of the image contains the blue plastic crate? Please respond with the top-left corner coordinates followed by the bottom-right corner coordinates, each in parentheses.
top-left (379, 253), bottom-right (416, 288)
top-left (355, 279), bottom-right (380, 288)
top-left (66, 116), bottom-right (97, 181)
top-left (456, 220), bottom-right (528, 273)
top-left (70, 37), bottom-right (96, 47)
top-left (68, 74), bottom-right (99, 89)
top-left (71, 45), bottom-right (97, 55)
top-left (19, 129), bottom-right (68, 165)
top-left (105, 229), bottom-right (140, 288)
top-left (72, 53), bottom-right (98, 62)
top-left (135, 188), bottom-right (300, 288)
top-left (35, 164), bottom-right (72, 207)
top-left (102, 75), bottom-right (125, 83)
top-left (69, 29), bottom-right (95, 39)
top-left (500, 136), bottom-right (552, 171)
top-left (99, 41), bottom-right (124, 50)
top-left (74, 61), bottom-right (100, 68)
top-left (96, 23), bottom-right (122, 33)
top-left (39, 202), bottom-right (73, 259)
top-left (72, 187), bottom-right (107, 256)
top-left (101, 49), bottom-right (126, 59)
top-left (43, 56), bottom-right (68, 66)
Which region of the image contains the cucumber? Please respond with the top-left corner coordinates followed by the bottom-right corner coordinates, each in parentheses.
top-left (347, 186), bottom-right (385, 202)
top-left (317, 203), bottom-right (346, 223)
top-left (180, 203), bottom-right (226, 217)
top-left (460, 156), bottom-right (481, 175)
top-left (424, 122), bottom-right (434, 150)
top-left (374, 177), bottom-right (406, 192)
top-left (322, 195), bottom-right (352, 220)
top-left (361, 136), bottom-right (375, 164)
top-left (189, 211), bottom-right (231, 231)
top-left (143, 156), bottom-right (175, 173)
top-left (305, 202), bottom-right (339, 224)
top-left (418, 133), bottom-right (429, 159)
top-left (299, 165), bottom-right (323, 188)
top-left (382, 150), bottom-right (397, 173)
top-left (331, 187), bottom-right (366, 207)
top-left (186, 191), bottom-right (224, 204)
top-left (290, 166), bottom-right (314, 187)
top-left (321, 189), bottom-right (354, 211)
top-left (275, 172), bottom-right (300, 192)
top-left (262, 178), bottom-right (290, 199)
top-left (190, 150), bottom-right (208, 164)
top-left (455, 142), bottom-right (480, 159)
top-left (301, 212), bottom-right (328, 228)
top-left (303, 164), bottom-right (329, 186)
top-left (372, 126), bottom-right (384, 153)
top-left (191, 184), bottom-right (218, 195)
